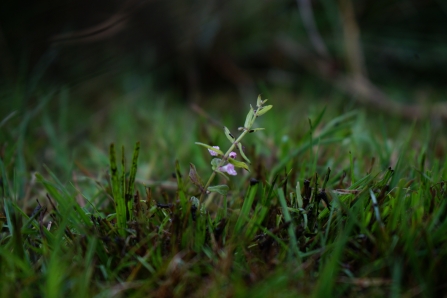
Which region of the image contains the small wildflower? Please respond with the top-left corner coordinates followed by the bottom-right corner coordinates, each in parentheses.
top-left (208, 146), bottom-right (220, 156)
top-left (229, 152), bottom-right (237, 159)
top-left (220, 164), bottom-right (237, 176)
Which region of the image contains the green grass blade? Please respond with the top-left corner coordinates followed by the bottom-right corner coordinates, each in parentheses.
top-left (234, 184), bottom-right (258, 233)
top-left (109, 144), bottom-right (126, 236)
top-left (277, 188), bottom-right (301, 262)
top-left (126, 142), bottom-right (140, 220)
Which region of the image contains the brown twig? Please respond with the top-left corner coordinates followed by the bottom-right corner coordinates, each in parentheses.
top-left (275, 36), bottom-right (447, 121)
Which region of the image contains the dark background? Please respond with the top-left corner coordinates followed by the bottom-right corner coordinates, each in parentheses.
top-left (1, 0), bottom-right (447, 112)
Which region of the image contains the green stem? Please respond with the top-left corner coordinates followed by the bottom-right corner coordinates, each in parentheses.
top-left (199, 105), bottom-right (263, 204)
top-left (199, 130), bottom-right (250, 203)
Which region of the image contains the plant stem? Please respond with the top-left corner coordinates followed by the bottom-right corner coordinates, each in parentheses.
top-left (199, 104), bottom-right (265, 204)
top-left (199, 129), bottom-right (250, 203)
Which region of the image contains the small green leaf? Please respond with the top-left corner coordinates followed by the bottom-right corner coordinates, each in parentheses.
top-left (249, 128), bottom-right (265, 133)
top-left (208, 185), bottom-right (229, 196)
top-left (224, 126), bottom-right (235, 143)
top-left (211, 158), bottom-right (222, 167)
top-left (256, 105), bottom-right (273, 116)
top-left (211, 158), bottom-right (222, 170)
top-left (190, 196), bottom-right (199, 207)
top-left (244, 106), bottom-right (255, 128)
top-left (195, 142), bottom-right (224, 155)
top-left (237, 142), bottom-right (251, 164)
top-left (189, 163), bottom-right (204, 191)
top-left (190, 196), bottom-right (206, 214)
top-left (228, 159), bottom-right (250, 172)
top-left (256, 95), bottom-right (262, 107)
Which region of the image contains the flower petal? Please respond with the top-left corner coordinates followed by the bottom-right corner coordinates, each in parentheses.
top-left (208, 146), bottom-right (220, 156)
top-left (220, 164), bottom-right (237, 176)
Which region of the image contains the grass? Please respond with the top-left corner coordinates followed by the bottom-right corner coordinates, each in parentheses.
top-left (1, 89), bottom-right (447, 297)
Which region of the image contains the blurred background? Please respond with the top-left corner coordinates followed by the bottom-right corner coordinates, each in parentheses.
top-left (1, 0), bottom-right (447, 182)
top-left (1, 0), bottom-right (446, 106)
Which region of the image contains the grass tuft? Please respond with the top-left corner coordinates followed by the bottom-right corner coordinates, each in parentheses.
top-left (1, 95), bottom-right (447, 297)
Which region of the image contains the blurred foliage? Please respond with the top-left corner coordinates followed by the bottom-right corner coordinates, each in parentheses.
top-left (0, 0), bottom-right (446, 103)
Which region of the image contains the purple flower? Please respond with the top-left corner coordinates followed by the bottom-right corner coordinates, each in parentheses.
top-left (229, 152), bottom-right (237, 159)
top-left (219, 164), bottom-right (237, 176)
top-left (208, 146), bottom-right (220, 156)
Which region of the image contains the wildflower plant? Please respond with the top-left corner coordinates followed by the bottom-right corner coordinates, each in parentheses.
top-left (191, 96), bottom-right (272, 204)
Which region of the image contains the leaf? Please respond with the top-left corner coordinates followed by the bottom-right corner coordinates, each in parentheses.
top-left (190, 196), bottom-right (206, 214)
top-left (228, 159), bottom-right (250, 172)
top-left (211, 158), bottom-right (223, 170)
top-left (126, 141), bottom-right (140, 220)
top-left (244, 105), bottom-right (255, 128)
top-left (208, 185), bottom-right (229, 196)
top-left (109, 143), bottom-right (126, 236)
top-left (195, 142), bottom-right (224, 155)
top-left (189, 163), bottom-right (204, 191)
top-left (190, 196), bottom-right (200, 207)
top-left (256, 94), bottom-right (263, 107)
top-left (256, 105), bottom-right (273, 116)
top-left (249, 128), bottom-right (265, 133)
top-left (224, 126), bottom-right (235, 143)
top-left (237, 142), bottom-right (251, 164)
top-left (211, 158), bottom-right (222, 167)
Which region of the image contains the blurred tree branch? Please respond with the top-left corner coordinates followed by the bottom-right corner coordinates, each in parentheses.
top-left (338, 0), bottom-right (367, 78)
top-left (287, 0), bottom-right (447, 121)
top-left (296, 0), bottom-right (329, 58)
top-left (50, 0), bottom-right (142, 45)
top-left (276, 36), bottom-right (447, 121)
